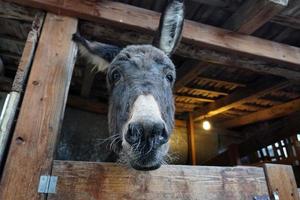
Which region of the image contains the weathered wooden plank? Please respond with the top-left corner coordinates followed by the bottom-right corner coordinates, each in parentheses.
top-left (176, 95), bottom-right (215, 103)
top-left (223, 0), bottom-right (288, 34)
top-left (0, 13), bottom-right (77, 200)
top-left (48, 160), bottom-right (269, 200)
top-left (264, 164), bottom-right (300, 200)
top-left (80, 22), bottom-right (300, 81)
top-left (271, 0), bottom-right (300, 29)
top-left (187, 113), bottom-right (196, 165)
top-left (272, 15), bottom-right (300, 30)
top-left (0, 12), bottom-right (44, 166)
top-left (193, 79), bottom-right (290, 121)
top-left (7, 0), bottom-right (300, 73)
top-left (178, 87), bottom-right (229, 97)
top-left (220, 98), bottom-right (300, 128)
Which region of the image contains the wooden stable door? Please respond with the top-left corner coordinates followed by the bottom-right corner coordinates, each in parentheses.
top-left (46, 161), bottom-right (299, 200)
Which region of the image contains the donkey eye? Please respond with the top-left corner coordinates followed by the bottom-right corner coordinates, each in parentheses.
top-left (166, 74), bottom-right (173, 83)
top-left (111, 70), bottom-right (121, 82)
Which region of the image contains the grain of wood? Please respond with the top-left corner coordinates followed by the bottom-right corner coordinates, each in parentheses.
top-left (187, 113), bottom-right (196, 165)
top-left (193, 79), bottom-right (290, 121)
top-left (223, 0), bottom-right (288, 34)
top-left (220, 98), bottom-right (300, 128)
top-left (80, 22), bottom-right (300, 81)
top-left (264, 164), bottom-right (300, 200)
top-left (0, 12), bottom-right (44, 166)
top-left (0, 13), bottom-right (78, 200)
top-left (48, 160), bottom-right (269, 200)
top-left (7, 0), bottom-right (300, 74)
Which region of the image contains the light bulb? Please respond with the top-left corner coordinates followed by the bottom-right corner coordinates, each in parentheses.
top-left (202, 120), bottom-right (211, 131)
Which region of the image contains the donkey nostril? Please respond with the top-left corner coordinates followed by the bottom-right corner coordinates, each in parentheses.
top-left (126, 123), bottom-right (143, 145)
top-left (152, 123), bottom-right (168, 146)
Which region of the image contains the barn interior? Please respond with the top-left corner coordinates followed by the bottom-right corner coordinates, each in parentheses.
top-left (59, 0), bottom-right (300, 173)
top-left (0, 0), bottom-right (300, 198)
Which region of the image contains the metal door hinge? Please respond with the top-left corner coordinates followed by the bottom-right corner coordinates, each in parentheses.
top-left (38, 175), bottom-right (58, 194)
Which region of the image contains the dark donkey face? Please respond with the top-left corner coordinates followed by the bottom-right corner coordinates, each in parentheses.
top-left (107, 45), bottom-right (176, 170)
top-left (73, 0), bottom-right (185, 170)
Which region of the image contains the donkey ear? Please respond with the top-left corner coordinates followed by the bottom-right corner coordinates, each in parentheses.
top-left (153, 0), bottom-right (185, 56)
top-left (72, 33), bottom-right (122, 71)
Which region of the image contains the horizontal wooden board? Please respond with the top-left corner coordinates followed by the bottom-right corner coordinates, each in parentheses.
top-left (7, 0), bottom-right (300, 73)
top-left (48, 160), bottom-right (269, 200)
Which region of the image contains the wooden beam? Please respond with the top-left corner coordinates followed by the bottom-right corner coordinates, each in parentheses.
top-left (80, 22), bottom-right (300, 81)
top-left (178, 87), bottom-right (229, 97)
top-left (271, 0), bottom-right (300, 30)
top-left (195, 77), bottom-right (246, 88)
top-left (264, 164), bottom-right (300, 200)
top-left (176, 95), bottom-right (215, 103)
top-left (174, 61), bottom-right (210, 91)
top-left (0, 13), bottom-right (78, 200)
top-left (7, 0), bottom-right (300, 79)
top-left (187, 113), bottom-right (196, 165)
top-left (0, 12), bottom-right (44, 166)
top-left (272, 15), bottom-right (300, 30)
top-left (193, 79), bottom-right (290, 121)
top-left (220, 98), bottom-right (300, 128)
top-left (48, 160), bottom-right (269, 200)
top-left (223, 0), bottom-right (288, 34)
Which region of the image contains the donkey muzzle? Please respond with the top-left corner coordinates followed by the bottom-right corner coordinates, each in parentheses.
top-left (125, 121), bottom-right (168, 150)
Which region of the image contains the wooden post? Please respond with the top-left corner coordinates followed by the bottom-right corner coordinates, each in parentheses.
top-left (187, 112), bottom-right (196, 165)
top-left (0, 12), bottom-right (45, 166)
top-left (0, 13), bottom-right (78, 200)
top-left (264, 164), bottom-right (300, 200)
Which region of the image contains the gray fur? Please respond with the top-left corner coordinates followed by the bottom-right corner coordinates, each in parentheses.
top-left (72, 0), bottom-right (184, 170)
top-left (107, 45), bottom-right (176, 169)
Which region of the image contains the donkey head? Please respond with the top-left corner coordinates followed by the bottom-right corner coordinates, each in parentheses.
top-left (73, 0), bottom-right (185, 170)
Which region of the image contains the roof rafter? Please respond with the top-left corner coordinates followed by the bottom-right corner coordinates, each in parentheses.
top-left (219, 98), bottom-right (300, 128)
top-left (8, 0), bottom-right (300, 81)
top-left (193, 79), bottom-right (290, 121)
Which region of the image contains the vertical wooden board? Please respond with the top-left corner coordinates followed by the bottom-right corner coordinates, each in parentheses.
top-left (48, 161), bottom-right (269, 200)
top-left (0, 12), bottom-right (44, 165)
top-left (264, 164), bottom-right (300, 200)
top-left (187, 112), bottom-right (196, 165)
top-left (0, 14), bottom-right (77, 200)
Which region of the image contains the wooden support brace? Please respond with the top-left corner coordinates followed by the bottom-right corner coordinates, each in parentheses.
top-left (220, 98), bottom-right (300, 128)
top-left (187, 112), bottom-right (196, 165)
top-left (6, 0), bottom-right (300, 80)
top-left (0, 11), bottom-right (45, 166)
top-left (264, 164), bottom-right (300, 200)
top-left (0, 13), bottom-right (78, 200)
top-left (193, 79), bottom-right (290, 121)
top-left (223, 0), bottom-right (288, 34)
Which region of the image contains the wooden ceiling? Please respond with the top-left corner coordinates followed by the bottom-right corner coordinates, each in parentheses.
top-left (0, 0), bottom-right (300, 130)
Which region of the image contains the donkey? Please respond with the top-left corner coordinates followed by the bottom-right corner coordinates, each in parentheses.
top-left (72, 0), bottom-right (185, 170)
